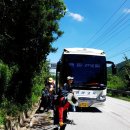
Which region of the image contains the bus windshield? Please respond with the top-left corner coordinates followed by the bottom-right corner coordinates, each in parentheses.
top-left (62, 54), bottom-right (107, 88)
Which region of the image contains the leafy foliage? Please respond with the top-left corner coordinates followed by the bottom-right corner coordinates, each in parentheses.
top-left (0, 61), bottom-right (12, 102)
top-left (31, 61), bottom-right (50, 103)
top-left (107, 74), bottom-right (125, 89)
top-left (0, 0), bottom-right (66, 104)
top-left (108, 56), bottom-right (130, 90)
top-left (0, 61), bottom-right (50, 124)
top-left (118, 56), bottom-right (130, 90)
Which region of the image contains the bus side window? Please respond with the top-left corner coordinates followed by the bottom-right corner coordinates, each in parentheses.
top-left (57, 62), bottom-right (61, 72)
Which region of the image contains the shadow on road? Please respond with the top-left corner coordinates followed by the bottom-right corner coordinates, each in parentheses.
top-left (75, 107), bottom-right (102, 113)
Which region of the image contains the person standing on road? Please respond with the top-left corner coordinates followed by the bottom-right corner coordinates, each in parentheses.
top-left (54, 76), bottom-right (77, 127)
top-left (63, 76), bottom-right (74, 92)
top-left (46, 77), bottom-right (56, 109)
top-left (63, 76), bottom-right (76, 112)
top-left (37, 77), bottom-right (55, 112)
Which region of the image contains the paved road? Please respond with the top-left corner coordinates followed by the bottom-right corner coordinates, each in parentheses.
top-left (65, 96), bottom-right (130, 130)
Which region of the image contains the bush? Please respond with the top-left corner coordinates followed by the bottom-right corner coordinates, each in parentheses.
top-left (0, 61), bottom-right (12, 102)
top-left (0, 110), bottom-right (5, 125)
top-left (107, 74), bottom-right (125, 90)
top-left (0, 60), bottom-right (51, 126)
top-left (31, 61), bottom-right (50, 104)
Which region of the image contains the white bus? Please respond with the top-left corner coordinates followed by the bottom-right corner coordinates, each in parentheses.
top-left (56, 48), bottom-right (116, 108)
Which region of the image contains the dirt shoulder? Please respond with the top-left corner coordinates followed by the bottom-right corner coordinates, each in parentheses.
top-left (3, 103), bottom-right (55, 130)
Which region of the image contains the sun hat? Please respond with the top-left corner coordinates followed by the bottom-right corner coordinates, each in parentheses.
top-left (48, 77), bottom-right (54, 83)
top-left (67, 76), bottom-right (74, 80)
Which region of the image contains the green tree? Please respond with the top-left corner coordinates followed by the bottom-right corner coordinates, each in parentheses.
top-left (118, 56), bottom-right (130, 90)
top-left (107, 74), bottom-right (125, 90)
top-left (0, 61), bottom-right (12, 102)
top-left (0, 0), bottom-right (66, 104)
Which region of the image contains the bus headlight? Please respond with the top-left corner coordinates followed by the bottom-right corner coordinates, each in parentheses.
top-left (98, 95), bottom-right (106, 101)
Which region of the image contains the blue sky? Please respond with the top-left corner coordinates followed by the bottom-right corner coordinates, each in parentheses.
top-left (48, 0), bottom-right (130, 65)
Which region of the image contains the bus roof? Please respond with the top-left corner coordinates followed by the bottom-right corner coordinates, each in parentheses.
top-left (63, 48), bottom-right (106, 56)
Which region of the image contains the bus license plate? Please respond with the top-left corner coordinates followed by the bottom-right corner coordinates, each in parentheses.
top-left (79, 102), bottom-right (88, 107)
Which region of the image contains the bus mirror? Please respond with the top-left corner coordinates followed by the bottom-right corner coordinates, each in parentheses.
top-left (112, 64), bottom-right (116, 74)
top-left (106, 61), bottom-right (116, 75)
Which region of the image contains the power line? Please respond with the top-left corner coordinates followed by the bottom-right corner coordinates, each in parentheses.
top-left (83, 0), bottom-right (128, 47)
top-left (92, 15), bottom-right (130, 48)
top-left (91, 14), bottom-right (129, 48)
top-left (95, 23), bottom-right (130, 48)
top-left (105, 36), bottom-right (130, 53)
top-left (108, 48), bottom-right (130, 60)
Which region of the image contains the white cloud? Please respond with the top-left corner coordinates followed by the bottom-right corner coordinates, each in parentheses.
top-left (123, 8), bottom-right (130, 14)
top-left (67, 11), bottom-right (84, 22)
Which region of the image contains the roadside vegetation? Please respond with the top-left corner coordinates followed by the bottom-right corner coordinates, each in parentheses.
top-left (0, 0), bottom-right (66, 126)
top-left (107, 56), bottom-right (130, 101)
